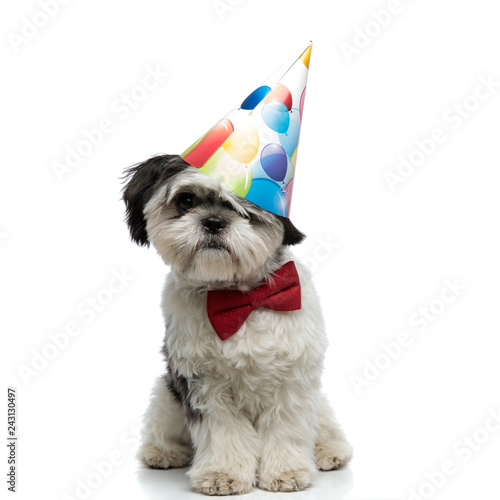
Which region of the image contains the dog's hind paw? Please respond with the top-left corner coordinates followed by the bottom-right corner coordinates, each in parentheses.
top-left (139, 443), bottom-right (192, 469)
top-left (314, 440), bottom-right (353, 471)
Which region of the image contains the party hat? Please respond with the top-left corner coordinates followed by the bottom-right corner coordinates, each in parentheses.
top-left (181, 42), bottom-right (312, 217)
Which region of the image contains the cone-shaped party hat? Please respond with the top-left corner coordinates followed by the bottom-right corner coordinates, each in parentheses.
top-left (181, 42), bottom-right (312, 217)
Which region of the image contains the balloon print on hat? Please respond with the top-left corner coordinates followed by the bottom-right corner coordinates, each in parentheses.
top-left (260, 143), bottom-right (288, 182)
top-left (261, 101), bottom-right (290, 133)
top-left (278, 107), bottom-right (301, 158)
top-left (283, 156), bottom-right (295, 185)
top-left (284, 178), bottom-right (294, 217)
top-left (240, 86), bottom-right (271, 110)
top-left (222, 122), bottom-right (260, 164)
top-left (182, 119), bottom-right (234, 168)
top-left (245, 178), bottom-right (287, 217)
top-left (299, 86), bottom-right (307, 121)
top-left (201, 148), bottom-right (252, 197)
top-left (263, 83), bottom-right (292, 110)
top-left (290, 146), bottom-right (298, 168)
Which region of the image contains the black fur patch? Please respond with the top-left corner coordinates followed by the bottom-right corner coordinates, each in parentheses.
top-left (164, 372), bottom-right (201, 424)
top-left (279, 216), bottom-right (306, 246)
top-left (122, 154), bottom-right (190, 246)
top-left (162, 338), bottom-right (201, 424)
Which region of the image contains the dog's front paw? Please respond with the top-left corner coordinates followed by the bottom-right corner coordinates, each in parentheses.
top-left (259, 469), bottom-right (313, 492)
top-left (190, 470), bottom-right (253, 496)
top-left (139, 443), bottom-right (192, 469)
top-left (314, 440), bottom-right (353, 471)
top-left (140, 444), bottom-right (172, 469)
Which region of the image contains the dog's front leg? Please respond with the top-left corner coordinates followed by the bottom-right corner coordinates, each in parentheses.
top-left (314, 394), bottom-right (353, 470)
top-left (256, 385), bottom-right (318, 492)
top-left (187, 407), bottom-right (260, 496)
top-left (137, 376), bottom-right (193, 469)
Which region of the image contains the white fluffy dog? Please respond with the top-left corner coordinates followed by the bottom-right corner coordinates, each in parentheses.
top-left (123, 154), bottom-right (352, 495)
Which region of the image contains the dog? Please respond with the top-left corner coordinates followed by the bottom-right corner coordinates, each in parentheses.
top-left (123, 153), bottom-right (353, 495)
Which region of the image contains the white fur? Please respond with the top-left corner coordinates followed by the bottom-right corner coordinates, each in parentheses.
top-left (138, 377), bottom-right (193, 469)
top-left (128, 165), bottom-right (353, 494)
top-left (138, 251), bottom-right (353, 494)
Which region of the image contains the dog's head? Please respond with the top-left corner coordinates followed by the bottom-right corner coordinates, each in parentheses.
top-left (122, 154), bottom-right (304, 284)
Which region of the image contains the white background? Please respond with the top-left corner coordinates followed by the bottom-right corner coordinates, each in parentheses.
top-left (2, 1), bottom-right (500, 499)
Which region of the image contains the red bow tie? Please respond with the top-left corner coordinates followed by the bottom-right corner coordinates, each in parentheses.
top-left (206, 261), bottom-right (301, 341)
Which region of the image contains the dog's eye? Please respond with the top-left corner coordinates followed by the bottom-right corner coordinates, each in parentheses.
top-left (221, 201), bottom-right (235, 212)
top-left (176, 193), bottom-right (196, 214)
top-left (220, 200), bottom-right (251, 219)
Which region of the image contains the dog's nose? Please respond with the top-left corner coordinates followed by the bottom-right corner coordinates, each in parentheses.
top-left (202, 216), bottom-right (227, 234)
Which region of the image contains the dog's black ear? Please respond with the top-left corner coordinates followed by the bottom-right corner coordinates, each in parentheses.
top-left (122, 154), bottom-right (186, 246)
top-left (280, 216), bottom-right (306, 246)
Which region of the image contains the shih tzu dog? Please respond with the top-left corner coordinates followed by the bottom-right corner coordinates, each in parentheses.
top-left (123, 153), bottom-right (352, 495)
